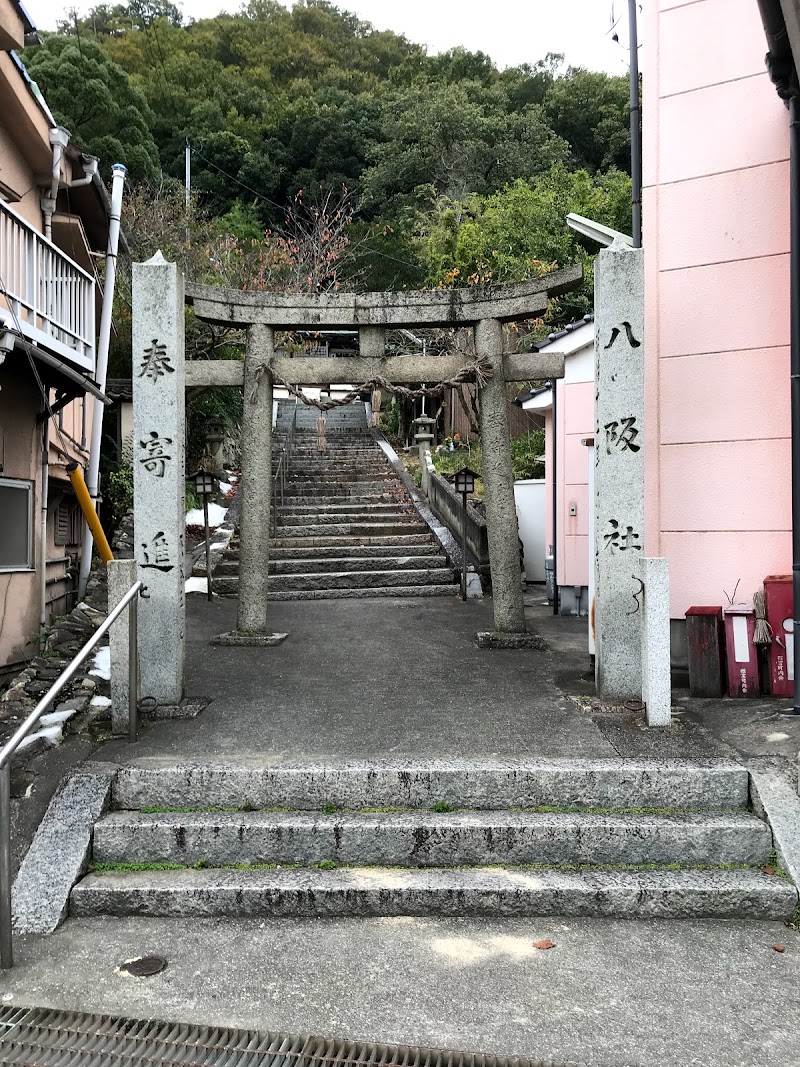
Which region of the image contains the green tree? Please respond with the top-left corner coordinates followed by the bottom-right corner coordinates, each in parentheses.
top-left (421, 167), bottom-right (632, 326)
top-left (543, 67), bottom-right (632, 174)
top-left (22, 35), bottom-right (161, 182)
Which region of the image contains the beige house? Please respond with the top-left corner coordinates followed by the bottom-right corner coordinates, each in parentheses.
top-left (0, 0), bottom-right (112, 675)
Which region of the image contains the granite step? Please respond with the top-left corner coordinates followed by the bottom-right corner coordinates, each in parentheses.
top-left (273, 522), bottom-right (431, 538)
top-left (278, 510), bottom-right (417, 526)
top-left (217, 555), bottom-right (448, 576)
top-left (71, 867), bottom-right (795, 921)
top-left (111, 759), bottom-right (752, 812)
top-left (270, 533), bottom-right (436, 548)
top-left (214, 567), bottom-right (455, 593)
top-left (92, 810), bottom-right (773, 869)
top-left (269, 544), bottom-right (441, 560)
top-left (264, 585), bottom-right (459, 601)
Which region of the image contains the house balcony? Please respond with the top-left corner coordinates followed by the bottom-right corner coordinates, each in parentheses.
top-left (0, 199), bottom-right (96, 375)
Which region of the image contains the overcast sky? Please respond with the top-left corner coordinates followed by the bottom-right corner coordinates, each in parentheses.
top-left (24, 0), bottom-right (633, 75)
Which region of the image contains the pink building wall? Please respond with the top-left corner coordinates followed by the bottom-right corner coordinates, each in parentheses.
top-left (643, 0), bottom-right (792, 618)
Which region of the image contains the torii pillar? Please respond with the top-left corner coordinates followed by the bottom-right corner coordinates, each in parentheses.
top-left (475, 318), bottom-right (526, 633)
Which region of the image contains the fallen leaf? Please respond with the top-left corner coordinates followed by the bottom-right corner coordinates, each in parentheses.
top-left (773, 944), bottom-right (786, 953)
top-left (533, 939), bottom-right (555, 950)
top-left (763, 866), bottom-right (776, 876)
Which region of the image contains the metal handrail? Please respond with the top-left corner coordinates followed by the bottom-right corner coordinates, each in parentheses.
top-left (0, 579), bottom-right (144, 969)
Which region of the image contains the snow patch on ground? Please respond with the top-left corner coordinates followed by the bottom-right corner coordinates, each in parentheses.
top-left (219, 481), bottom-right (232, 493)
top-left (90, 695), bottom-right (112, 708)
top-left (186, 503), bottom-right (228, 528)
top-left (766, 731), bottom-right (790, 743)
top-left (17, 725), bottom-right (63, 750)
top-left (185, 577), bottom-right (209, 595)
top-left (89, 645), bottom-right (110, 680)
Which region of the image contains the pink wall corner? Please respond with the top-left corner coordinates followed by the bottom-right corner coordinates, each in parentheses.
top-left (658, 253), bottom-right (790, 358)
top-left (659, 0), bottom-right (770, 98)
top-left (643, 184), bottom-right (662, 556)
top-left (544, 408), bottom-right (553, 551)
top-left (658, 73), bottom-right (787, 186)
top-left (657, 162), bottom-right (790, 271)
top-left (660, 438), bottom-right (791, 533)
top-left (662, 530), bottom-right (792, 616)
top-left (659, 347), bottom-right (791, 445)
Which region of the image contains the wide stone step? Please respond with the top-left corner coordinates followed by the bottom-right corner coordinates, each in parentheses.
top-left (278, 510), bottom-right (417, 526)
top-left (217, 555), bottom-right (448, 576)
top-left (214, 568), bottom-right (455, 592)
top-left (92, 811), bottom-right (772, 869)
top-left (281, 503), bottom-right (414, 514)
top-left (266, 585), bottom-right (458, 601)
top-left (270, 544), bottom-right (441, 560)
top-left (112, 759), bottom-right (752, 812)
top-left (274, 523), bottom-right (429, 538)
top-left (71, 867), bottom-right (795, 920)
top-left (270, 533), bottom-right (435, 548)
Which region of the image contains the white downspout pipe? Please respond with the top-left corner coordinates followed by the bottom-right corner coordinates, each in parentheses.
top-left (43, 126), bottom-right (70, 241)
top-left (77, 163), bottom-right (127, 600)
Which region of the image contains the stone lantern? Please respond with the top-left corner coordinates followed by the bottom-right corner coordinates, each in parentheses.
top-left (205, 415), bottom-right (226, 476)
top-left (412, 412), bottom-right (435, 466)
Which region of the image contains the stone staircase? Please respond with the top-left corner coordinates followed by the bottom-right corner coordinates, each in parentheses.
top-left (70, 758), bottom-right (796, 920)
top-left (215, 401), bottom-right (459, 600)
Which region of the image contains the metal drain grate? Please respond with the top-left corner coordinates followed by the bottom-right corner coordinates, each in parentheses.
top-left (0, 1006), bottom-right (580, 1067)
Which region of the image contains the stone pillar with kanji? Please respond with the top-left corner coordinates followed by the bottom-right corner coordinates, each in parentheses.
top-left (594, 239), bottom-right (645, 702)
top-left (132, 252), bottom-right (186, 704)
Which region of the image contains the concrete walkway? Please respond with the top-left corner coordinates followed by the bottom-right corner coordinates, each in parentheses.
top-left (6, 591), bottom-right (800, 1067)
top-left (103, 594), bottom-right (617, 763)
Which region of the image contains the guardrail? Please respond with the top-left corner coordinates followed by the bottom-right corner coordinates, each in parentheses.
top-left (0, 201), bottom-right (96, 373)
top-left (0, 580), bottom-right (144, 969)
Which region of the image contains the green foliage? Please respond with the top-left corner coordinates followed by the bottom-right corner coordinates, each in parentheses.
top-left (38, 4), bottom-right (633, 299)
top-left (106, 462), bottom-right (134, 524)
top-left (421, 168), bottom-right (631, 328)
top-left (431, 430), bottom-right (545, 484)
top-left (22, 34), bottom-right (161, 182)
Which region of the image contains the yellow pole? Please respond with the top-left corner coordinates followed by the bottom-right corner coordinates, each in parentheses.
top-left (66, 462), bottom-right (114, 564)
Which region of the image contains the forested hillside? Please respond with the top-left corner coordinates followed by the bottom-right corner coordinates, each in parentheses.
top-left (23, 0), bottom-right (633, 318)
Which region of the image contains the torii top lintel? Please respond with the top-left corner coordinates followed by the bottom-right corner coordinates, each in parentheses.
top-left (185, 264), bottom-right (583, 331)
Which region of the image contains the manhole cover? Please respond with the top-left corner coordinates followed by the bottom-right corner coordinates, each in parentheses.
top-left (118, 955), bottom-right (167, 977)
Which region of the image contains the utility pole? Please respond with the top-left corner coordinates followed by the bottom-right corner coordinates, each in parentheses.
top-left (185, 139), bottom-right (191, 245)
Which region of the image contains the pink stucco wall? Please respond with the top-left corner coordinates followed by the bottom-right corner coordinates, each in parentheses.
top-left (643, 0), bottom-right (792, 617)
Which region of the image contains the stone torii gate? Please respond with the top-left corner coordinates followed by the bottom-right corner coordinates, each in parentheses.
top-left (131, 255), bottom-right (581, 703)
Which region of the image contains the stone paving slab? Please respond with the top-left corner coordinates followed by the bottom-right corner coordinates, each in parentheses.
top-left (12, 763), bottom-right (115, 934)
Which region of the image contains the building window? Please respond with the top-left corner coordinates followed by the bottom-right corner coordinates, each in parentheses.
top-left (0, 478), bottom-right (33, 571)
top-left (55, 499), bottom-right (83, 547)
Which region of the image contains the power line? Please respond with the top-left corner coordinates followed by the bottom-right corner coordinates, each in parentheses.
top-left (188, 144), bottom-right (286, 213)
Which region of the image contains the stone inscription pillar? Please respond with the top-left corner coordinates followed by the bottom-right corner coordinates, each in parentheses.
top-left (594, 239), bottom-right (645, 701)
top-left (132, 252), bottom-right (185, 705)
top-left (475, 317), bottom-right (526, 633)
top-left (237, 323), bottom-right (274, 634)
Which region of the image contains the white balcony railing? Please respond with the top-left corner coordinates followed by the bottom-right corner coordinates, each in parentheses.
top-left (0, 201), bottom-right (96, 374)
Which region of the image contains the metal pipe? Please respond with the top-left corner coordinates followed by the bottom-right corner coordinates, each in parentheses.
top-left (461, 489), bottom-right (468, 601)
top-left (791, 94), bottom-right (800, 713)
top-left (628, 0), bottom-right (642, 248)
top-left (39, 417), bottom-right (49, 634)
top-left (78, 163), bottom-right (127, 599)
top-left (67, 462), bottom-right (113, 563)
top-left (0, 765), bottom-right (11, 969)
top-left (128, 592), bottom-right (138, 744)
